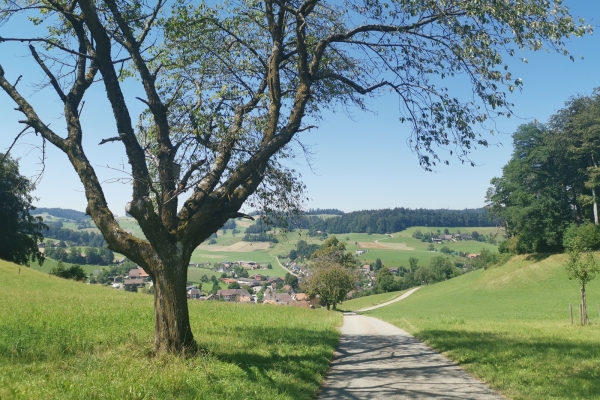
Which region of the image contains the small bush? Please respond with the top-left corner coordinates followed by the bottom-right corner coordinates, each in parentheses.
top-left (563, 222), bottom-right (600, 251)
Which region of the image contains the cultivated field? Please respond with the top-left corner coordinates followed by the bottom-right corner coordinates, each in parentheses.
top-left (0, 260), bottom-right (342, 399)
top-left (367, 253), bottom-right (600, 399)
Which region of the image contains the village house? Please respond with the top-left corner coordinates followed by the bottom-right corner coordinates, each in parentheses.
top-left (216, 289), bottom-right (251, 302)
top-left (263, 291), bottom-right (294, 305)
top-left (186, 287), bottom-right (202, 299)
top-left (127, 268), bottom-right (149, 279)
top-left (123, 278), bottom-right (145, 291)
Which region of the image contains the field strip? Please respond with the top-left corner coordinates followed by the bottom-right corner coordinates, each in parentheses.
top-left (373, 238), bottom-right (415, 250)
top-left (197, 241), bottom-right (271, 252)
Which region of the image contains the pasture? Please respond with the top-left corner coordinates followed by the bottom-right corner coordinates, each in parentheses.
top-left (0, 260), bottom-right (342, 399)
top-left (367, 253), bottom-right (600, 399)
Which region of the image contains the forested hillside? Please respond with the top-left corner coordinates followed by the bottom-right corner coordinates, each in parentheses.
top-left (307, 208), bottom-right (495, 234)
top-left (32, 207), bottom-right (90, 221)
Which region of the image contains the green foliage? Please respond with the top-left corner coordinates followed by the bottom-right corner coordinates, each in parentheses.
top-left (302, 263), bottom-right (356, 311)
top-left (49, 261), bottom-right (87, 281)
top-left (0, 153), bottom-right (46, 266)
top-left (375, 268), bottom-right (397, 293)
top-left (563, 223), bottom-right (600, 252)
top-left (565, 247), bottom-right (599, 289)
top-left (227, 282), bottom-right (240, 289)
top-left (440, 246), bottom-right (452, 254)
top-left (488, 90), bottom-right (600, 253)
top-left (284, 273), bottom-right (299, 291)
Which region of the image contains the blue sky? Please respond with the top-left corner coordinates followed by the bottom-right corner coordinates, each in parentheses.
top-left (1, 1), bottom-right (599, 214)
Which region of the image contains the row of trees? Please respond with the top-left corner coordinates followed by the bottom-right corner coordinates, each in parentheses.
top-left (45, 223), bottom-right (107, 247)
top-left (309, 208), bottom-right (496, 235)
top-left (44, 246), bottom-right (114, 266)
top-left (487, 89), bottom-right (600, 253)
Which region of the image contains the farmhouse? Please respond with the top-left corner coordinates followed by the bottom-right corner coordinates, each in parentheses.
top-left (216, 289), bottom-right (251, 302)
top-left (186, 288), bottom-right (202, 299)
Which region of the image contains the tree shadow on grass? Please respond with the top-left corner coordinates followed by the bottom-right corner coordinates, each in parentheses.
top-left (414, 328), bottom-right (600, 399)
top-left (524, 253), bottom-right (555, 263)
top-left (202, 325), bottom-right (340, 399)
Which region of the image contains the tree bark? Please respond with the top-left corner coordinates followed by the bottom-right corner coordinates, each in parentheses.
top-left (152, 256), bottom-right (195, 353)
top-left (581, 284), bottom-right (588, 326)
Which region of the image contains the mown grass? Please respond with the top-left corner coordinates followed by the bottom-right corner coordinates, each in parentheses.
top-left (340, 289), bottom-right (408, 311)
top-left (0, 260), bottom-right (342, 399)
top-left (367, 253), bottom-right (600, 399)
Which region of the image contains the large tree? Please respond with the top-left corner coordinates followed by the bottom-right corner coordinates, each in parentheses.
top-left (0, 153), bottom-right (46, 266)
top-left (487, 90), bottom-right (600, 253)
top-left (0, 0), bottom-right (588, 353)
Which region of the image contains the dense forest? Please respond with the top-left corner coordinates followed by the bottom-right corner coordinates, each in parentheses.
top-left (487, 89), bottom-right (600, 253)
top-left (307, 208), bottom-right (495, 234)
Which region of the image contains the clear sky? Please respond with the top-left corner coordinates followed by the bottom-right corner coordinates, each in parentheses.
top-left (1, 1), bottom-right (599, 215)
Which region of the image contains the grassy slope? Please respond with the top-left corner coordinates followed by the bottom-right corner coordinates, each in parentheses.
top-left (367, 253), bottom-right (600, 399)
top-left (0, 260), bottom-right (342, 399)
top-left (340, 289), bottom-right (409, 311)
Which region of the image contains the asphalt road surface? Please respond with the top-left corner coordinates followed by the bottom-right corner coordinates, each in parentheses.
top-left (317, 314), bottom-right (504, 400)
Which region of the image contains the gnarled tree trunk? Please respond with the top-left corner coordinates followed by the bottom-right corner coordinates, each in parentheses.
top-left (152, 256), bottom-right (195, 353)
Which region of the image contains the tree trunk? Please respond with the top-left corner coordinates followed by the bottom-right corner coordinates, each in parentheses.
top-left (581, 284), bottom-right (588, 326)
top-left (326, 303), bottom-right (331, 311)
top-left (592, 189), bottom-right (599, 226)
top-left (152, 259), bottom-right (195, 354)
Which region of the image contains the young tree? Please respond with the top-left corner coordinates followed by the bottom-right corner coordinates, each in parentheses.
top-left (565, 247), bottom-right (599, 326)
top-left (302, 262), bottom-right (355, 310)
top-left (375, 268), bottom-right (396, 293)
top-left (0, 153), bottom-right (46, 266)
top-left (0, 0), bottom-right (588, 353)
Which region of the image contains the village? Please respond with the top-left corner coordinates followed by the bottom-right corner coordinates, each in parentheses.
top-left (110, 260), bottom-right (318, 308)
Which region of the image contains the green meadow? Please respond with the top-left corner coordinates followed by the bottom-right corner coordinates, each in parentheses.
top-left (340, 289), bottom-right (409, 311)
top-left (0, 260), bottom-right (342, 399)
top-left (366, 253), bottom-right (600, 399)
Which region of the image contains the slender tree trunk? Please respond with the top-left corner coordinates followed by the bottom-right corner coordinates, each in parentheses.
top-left (592, 189), bottom-right (599, 226)
top-left (326, 303), bottom-right (331, 311)
top-left (581, 284), bottom-right (588, 326)
top-left (152, 257), bottom-right (195, 354)
top-left (591, 156), bottom-right (598, 225)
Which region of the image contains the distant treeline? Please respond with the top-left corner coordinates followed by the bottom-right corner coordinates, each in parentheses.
top-left (45, 245), bottom-right (114, 265)
top-left (32, 207), bottom-right (89, 221)
top-left (305, 208), bottom-right (344, 215)
top-left (45, 221), bottom-right (106, 247)
top-left (307, 208), bottom-right (496, 234)
top-left (243, 232), bottom-right (279, 243)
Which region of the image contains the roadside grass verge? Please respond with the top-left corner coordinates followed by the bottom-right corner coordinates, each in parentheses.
top-left (340, 290), bottom-right (408, 311)
top-left (367, 253), bottom-right (600, 399)
top-left (0, 260), bottom-right (341, 399)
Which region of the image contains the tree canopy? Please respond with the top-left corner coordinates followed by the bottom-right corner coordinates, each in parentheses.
top-left (0, 0), bottom-right (589, 353)
top-left (0, 153), bottom-right (46, 266)
top-left (487, 89), bottom-right (600, 253)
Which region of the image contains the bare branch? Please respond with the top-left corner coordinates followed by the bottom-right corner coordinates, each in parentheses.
top-left (28, 44), bottom-right (67, 103)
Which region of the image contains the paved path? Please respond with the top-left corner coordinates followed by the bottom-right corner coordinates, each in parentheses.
top-left (317, 315), bottom-right (503, 400)
top-left (357, 287), bottom-right (421, 312)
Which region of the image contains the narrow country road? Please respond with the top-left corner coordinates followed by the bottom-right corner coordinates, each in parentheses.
top-left (317, 315), bottom-right (503, 400)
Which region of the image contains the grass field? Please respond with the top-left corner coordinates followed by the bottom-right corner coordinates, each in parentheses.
top-left (340, 290), bottom-right (409, 311)
top-left (0, 260), bottom-right (342, 399)
top-left (366, 253), bottom-right (600, 399)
